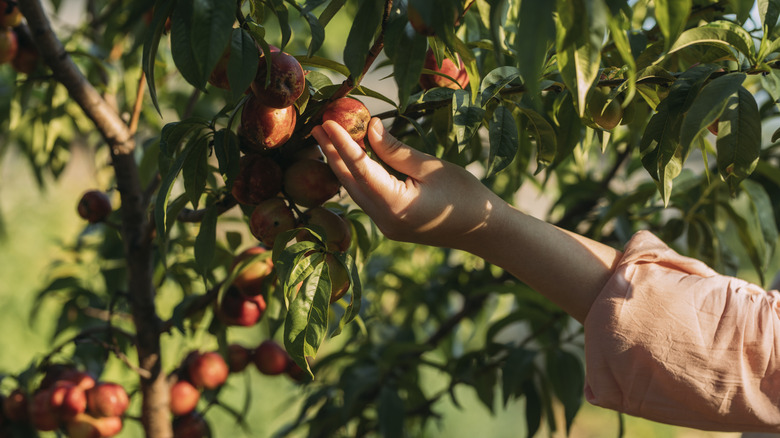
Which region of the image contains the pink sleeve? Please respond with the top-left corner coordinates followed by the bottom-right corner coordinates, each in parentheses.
top-left (584, 230), bottom-right (780, 433)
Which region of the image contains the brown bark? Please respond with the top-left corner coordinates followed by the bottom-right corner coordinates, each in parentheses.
top-left (18, 2), bottom-right (172, 437)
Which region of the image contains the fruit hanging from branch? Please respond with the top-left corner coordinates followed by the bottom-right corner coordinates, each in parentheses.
top-left (321, 97), bottom-right (371, 145)
top-left (419, 48), bottom-right (469, 90)
top-left (231, 154), bottom-right (283, 206)
top-left (283, 158), bottom-right (342, 208)
top-left (251, 47), bottom-right (305, 109)
top-left (238, 95), bottom-right (297, 151)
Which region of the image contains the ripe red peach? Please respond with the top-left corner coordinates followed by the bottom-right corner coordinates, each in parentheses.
top-left (85, 382), bottom-right (129, 418)
top-left (169, 380), bottom-right (199, 417)
top-left (239, 95), bottom-right (297, 150)
top-left (253, 340), bottom-right (290, 375)
top-left (49, 381), bottom-right (87, 420)
top-left (29, 390), bottom-right (59, 431)
top-left (78, 191), bottom-right (112, 224)
top-left (419, 48), bottom-right (469, 90)
top-left (283, 159), bottom-right (341, 208)
top-left (230, 154), bottom-right (283, 205)
top-left (226, 344), bottom-right (252, 373)
top-left (2, 389), bottom-right (28, 422)
top-left (0, 28), bottom-right (18, 65)
top-left (173, 412), bottom-right (209, 438)
top-left (251, 48), bottom-right (305, 109)
top-left (219, 286), bottom-right (267, 327)
top-left (11, 29), bottom-right (38, 75)
top-left (187, 352), bottom-right (229, 390)
top-left (321, 98), bottom-right (371, 144)
top-left (66, 413), bottom-right (123, 438)
top-left (249, 197), bottom-right (297, 248)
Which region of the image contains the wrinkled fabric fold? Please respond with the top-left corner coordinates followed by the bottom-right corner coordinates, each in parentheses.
top-left (584, 231), bottom-right (780, 432)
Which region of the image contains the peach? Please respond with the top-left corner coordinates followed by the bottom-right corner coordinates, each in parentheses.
top-left (251, 48), bottom-right (305, 109)
top-left (187, 352), bottom-right (229, 390)
top-left (0, 1), bottom-right (21, 28)
top-left (239, 95), bottom-right (297, 150)
top-left (249, 197), bottom-right (297, 248)
top-left (218, 286), bottom-right (267, 327)
top-left (2, 389), bottom-right (27, 422)
top-left (169, 379), bottom-right (199, 417)
top-left (419, 48), bottom-right (469, 90)
top-left (85, 383), bottom-right (129, 418)
top-left (0, 28), bottom-right (18, 65)
top-left (230, 154), bottom-right (283, 205)
top-left (321, 97), bottom-right (371, 144)
top-left (231, 246), bottom-right (274, 295)
top-left (283, 158), bottom-right (341, 208)
top-left (253, 340), bottom-right (290, 375)
top-left (78, 191), bottom-right (112, 224)
top-left (299, 207), bottom-right (352, 252)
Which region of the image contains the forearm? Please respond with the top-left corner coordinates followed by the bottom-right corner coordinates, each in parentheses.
top-left (458, 202), bottom-right (622, 323)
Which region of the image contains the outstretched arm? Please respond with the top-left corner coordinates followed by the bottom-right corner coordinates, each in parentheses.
top-left (312, 118), bottom-right (622, 323)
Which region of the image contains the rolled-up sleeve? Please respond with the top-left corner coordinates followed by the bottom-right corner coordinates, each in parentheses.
top-left (584, 230), bottom-right (780, 432)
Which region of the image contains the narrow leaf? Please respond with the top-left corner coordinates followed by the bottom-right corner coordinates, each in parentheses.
top-left (715, 86), bottom-right (761, 192)
top-left (195, 204), bottom-right (218, 274)
top-left (679, 73), bottom-right (746, 155)
top-left (655, 0), bottom-right (692, 52)
top-left (487, 105), bottom-right (519, 177)
top-left (343, 0), bottom-right (383, 79)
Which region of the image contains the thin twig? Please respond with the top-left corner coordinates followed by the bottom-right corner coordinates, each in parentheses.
top-left (128, 71), bottom-right (146, 136)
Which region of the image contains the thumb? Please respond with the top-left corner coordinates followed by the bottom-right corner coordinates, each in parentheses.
top-left (367, 118), bottom-right (440, 178)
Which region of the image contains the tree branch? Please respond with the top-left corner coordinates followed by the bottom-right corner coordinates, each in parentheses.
top-left (18, 2), bottom-right (171, 436)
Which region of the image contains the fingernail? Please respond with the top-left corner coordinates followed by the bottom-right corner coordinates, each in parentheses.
top-left (371, 120), bottom-right (383, 136)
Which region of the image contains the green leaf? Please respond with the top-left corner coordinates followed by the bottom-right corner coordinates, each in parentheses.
top-left (742, 179), bottom-right (778, 268)
top-left (715, 86), bottom-right (761, 193)
top-left (639, 102), bottom-right (681, 205)
top-left (555, 0), bottom-right (607, 117)
top-left (452, 90), bottom-right (486, 151)
top-left (679, 73), bottom-right (746, 157)
top-left (333, 253), bottom-right (361, 336)
top-left (378, 387), bottom-right (405, 438)
top-left (182, 135), bottom-right (211, 209)
top-left (668, 21), bottom-right (756, 63)
top-left (170, 0), bottom-right (235, 90)
top-left (284, 254), bottom-right (331, 376)
top-left (480, 66), bottom-right (521, 105)
top-left (195, 203), bottom-right (218, 274)
top-left (301, 9), bottom-right (326, 56)
top-left (267, 0), bottom-right (292, 49)
top-left (550, 90), bottom-right (583, 169)
top-left (502, 348), bottom-right (536, 406)
top-left (514, 0), bottom-right (554, 103)
top-left (343, 0), bottom-right (383, 79)
top-left (759, 0), bottom-right (780, 36)
top-left (546, 349), bottom-right (584, 433)
top-left (155, 146), bottom-right (194, 257)
top-left (390, 24), bottom-right (428, 110)
top-left (316, 0), bottom-right (346, 26)
top-left (515, 106), bottom-right (557, 174)
top-left (487, 105), bottom-right (519, 177)
top-left (654, 0), bottom-right (691, 52)
top-left (227, 29), bottom-right (260, 101)
top-left (213, 128), bottom-right (241, 187)
top-left (141, 0), bottom-right (175, 114)
top-left (297, 55), bottom-right (350, 77)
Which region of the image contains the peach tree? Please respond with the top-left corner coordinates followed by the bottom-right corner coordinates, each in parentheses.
top-left (1, 0), bottom-right (779, 436)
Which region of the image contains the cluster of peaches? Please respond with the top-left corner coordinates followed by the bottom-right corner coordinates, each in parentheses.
top-left (168, 340), bottom-right (301, 438)
top-left (0, 0), bottom-right (38, 74)
top-left (0, 366), bottom-right (128, 437)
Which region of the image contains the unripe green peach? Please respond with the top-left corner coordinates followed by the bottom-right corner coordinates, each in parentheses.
top-left (588, 86), bottom-right (623, 130)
